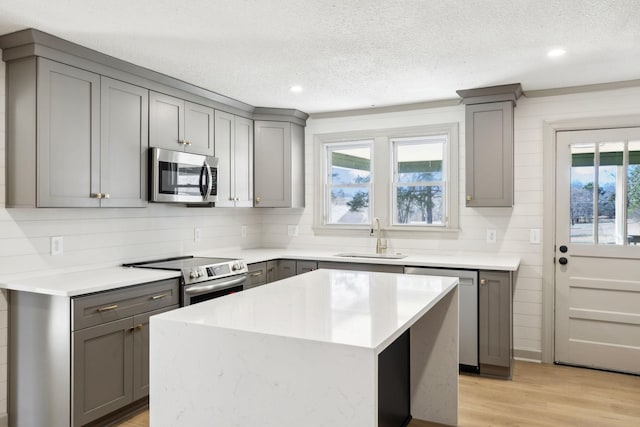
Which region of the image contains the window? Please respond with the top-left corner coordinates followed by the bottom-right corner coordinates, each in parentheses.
top-left (324, 141), bottom-right (373, 225)
top-left (392, 136), bottom-right (446, 226)
top-left (315, 123), bottom-right (458, 233)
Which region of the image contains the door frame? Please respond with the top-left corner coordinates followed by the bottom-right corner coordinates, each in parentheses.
top-left (541, 114), bottom-right (640, 363)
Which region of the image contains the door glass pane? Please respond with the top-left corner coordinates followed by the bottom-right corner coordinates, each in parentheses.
top-left (628, 140), bottom-right (640, 245)
top-left (328, 188), bottom-right (370, 224)
top-left (396, 185), bottom-right (443, 225)
top-left (570, 144), bottom-right (595, 243)
top-left (597, 142), bottom-right (624, 244)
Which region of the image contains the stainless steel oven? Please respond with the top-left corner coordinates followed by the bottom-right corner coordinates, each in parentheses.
top-left (150, 147), bottom-right (219, 204)
top-left (125, 256), bottom-right (247, 306)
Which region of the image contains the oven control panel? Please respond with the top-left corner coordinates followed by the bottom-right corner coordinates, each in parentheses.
top-left (185, 261), bottom-right (247, 284)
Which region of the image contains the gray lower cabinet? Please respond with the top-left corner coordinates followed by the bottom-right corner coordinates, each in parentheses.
top-left (317, 261), bottom-right (404, 274)
top-left (9, 278), bottom-right (179, 427)
top-left (149, 91), bottom-right (214, 156)
top-left (5, 57), bottom-right (148, 208)
top-left (254, 120), bottom-right (305, 208)
top-left (245, 262), bottom-right (267, 289)
top-left (296, 260), bottom-right (318, 275)
top-left (478, 270), bottom-right (513, 378)
top-left (266, 259), bottom-right (297, 282)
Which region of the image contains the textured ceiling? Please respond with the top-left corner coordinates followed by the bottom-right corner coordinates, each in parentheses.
top-left (0, 0), bottom-right (638, 113)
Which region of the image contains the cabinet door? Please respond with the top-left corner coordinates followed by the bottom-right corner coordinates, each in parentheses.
top-left (234, 116), bottom-right (254, 207)
top-left (245, 262), bottom-right (267, 289)
top-left (100, 77), bottom-right (149, 207)
top-left (277, 259), bottom-right (297, 281)
top-left (254, 121), bottom-right (291, 207)
top-left (266, 260), bottom-right (279, 283)
top-left (465, 101), bottom-right (514, 207)
top-left (72, 317), bottom-right (134, 426)
top-left (184, 101), bottom-right (214, 156)
top-left (479, 271), bottom-right (512, 368)
top-left (132, 305), bottom-right (178, 401)
top-left (149, 91), bottom-right (184, 151)
top-left (37, 59), bottom-right (101, 207)
top-left (214, 110), bottom-right (235, 206)
top-left (296, 260), bottom-right (317, 275)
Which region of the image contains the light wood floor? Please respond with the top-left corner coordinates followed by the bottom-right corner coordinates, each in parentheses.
top-left (116, 361), bottom-right (640, 426)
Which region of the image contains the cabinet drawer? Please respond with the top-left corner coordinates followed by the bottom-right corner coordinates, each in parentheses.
top-left (245, 262), bottom-right (267, 289)
top-left (72, 279), bottom-right (179, 331)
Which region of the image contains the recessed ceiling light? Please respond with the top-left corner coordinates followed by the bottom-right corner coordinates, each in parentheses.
top-left (290, 85), bottom-right (303, 93)
top-left (547, 48), bottom-right (566, 58)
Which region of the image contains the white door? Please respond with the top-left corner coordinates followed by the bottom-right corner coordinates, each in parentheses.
top-left (555, 127), bottom-right (640, 374)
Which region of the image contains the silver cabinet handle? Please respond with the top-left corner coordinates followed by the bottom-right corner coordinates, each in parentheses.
top-left (256, 197), bottom-right (261, 204)
top-left (151, 293), bottom-right (168, 300)
top-left (103, 193), bottom-right (110, 199)
top-left (97, 304), bottom-right (118, 312)
top-left (250, 271), bottom-right (263, 277)
top-left (91, 192), bottom-right (103, 199)
top-left (480, 279), bottom-right (487, 285)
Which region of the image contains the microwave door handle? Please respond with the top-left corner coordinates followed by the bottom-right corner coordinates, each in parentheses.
top-left (199, 164), bottom-right (207, 198)
top-left (203, 161), bottom-right (213, 201)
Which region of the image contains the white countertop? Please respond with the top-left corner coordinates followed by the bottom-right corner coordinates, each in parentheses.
top-left (0, 247), bottom-right (518, 297)
top-left (197, 248), bottom-right (521, 271)
top-left (0, 267), bottom-right (180, 297)
top-left (154, 268), bottom-right (458, 352)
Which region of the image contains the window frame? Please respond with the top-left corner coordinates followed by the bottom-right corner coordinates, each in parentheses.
top-left (323, 140), bottom-right (374, 227)
top-left (313, 123), bottom-right (459, 236)
top-left (391, 135), bottom-right (448, 228)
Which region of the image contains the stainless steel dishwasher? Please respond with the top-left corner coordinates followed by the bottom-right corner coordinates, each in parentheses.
top-left (404, 266), bottom-right (478, 372)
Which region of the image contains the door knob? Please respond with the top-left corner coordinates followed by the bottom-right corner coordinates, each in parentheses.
top-left (558, 257), bottom-right (568, 265)
top-left (559, 245), bottom-right (568, 253)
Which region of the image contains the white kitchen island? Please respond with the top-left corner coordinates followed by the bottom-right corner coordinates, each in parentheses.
top-left (150, 269), bottom-right (459, 427)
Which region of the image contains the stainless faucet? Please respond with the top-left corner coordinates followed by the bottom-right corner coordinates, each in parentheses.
top-left (372, 217), bottom-right (387, 254)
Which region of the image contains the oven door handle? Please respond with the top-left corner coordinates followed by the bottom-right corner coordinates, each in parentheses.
top-left (201, 160), bottom-right (213, 202)
top-left (184, 276), bottom-right (246, 296)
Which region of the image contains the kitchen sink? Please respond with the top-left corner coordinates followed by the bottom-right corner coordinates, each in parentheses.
top-left (334, 252), bottom-right (408, 259)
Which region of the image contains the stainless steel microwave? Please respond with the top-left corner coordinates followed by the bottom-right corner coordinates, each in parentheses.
top-left (150, 147), bottom-right (218, 204)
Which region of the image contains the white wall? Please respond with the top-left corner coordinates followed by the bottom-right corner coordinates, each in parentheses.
top-left (262, 85), bottom-right (640, 362)
top-left (0, 56), bottom-right (263, 421)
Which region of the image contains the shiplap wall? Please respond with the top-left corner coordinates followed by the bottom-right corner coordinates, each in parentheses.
top-left (262, 86), bottom-right (640, 361)
top-left (0, 56), bottom-right (262, 421)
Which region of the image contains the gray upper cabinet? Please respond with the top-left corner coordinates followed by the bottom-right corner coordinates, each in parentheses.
top-left (254, 120), bottom-right (305, 208)
top-left (457, 83), bottom-right (522, 208)
top-left (214, 111), bottom-right (254, 207)
top-left (6, 58), bottom-right (148, 208)
top-left (100, 77), bottom-right (149, 207)
top-left (37, 58), bottom-right (101, 207)
top-left (149, 91), bottom-right (214, 156)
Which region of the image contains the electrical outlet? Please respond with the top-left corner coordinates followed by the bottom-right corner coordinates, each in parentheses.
top-left (241, 225), bottom-right (247, 238)
top-left (51, 236), bottom-right (63, 256)
top-left (194, 227), bottom-right (201, 243)
top-left (287, 225), bottom-right (299, 237)
top-left (530, 228), bottom-right (541, 244)
top-left (486, 229), bottom-right (497, 244)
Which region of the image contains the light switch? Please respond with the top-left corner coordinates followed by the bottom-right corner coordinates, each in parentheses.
top-left (530, 228), bottom-right (541, 244)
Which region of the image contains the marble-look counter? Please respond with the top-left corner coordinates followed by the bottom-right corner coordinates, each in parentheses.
top-left (150, 269), bottom-right (459, 426)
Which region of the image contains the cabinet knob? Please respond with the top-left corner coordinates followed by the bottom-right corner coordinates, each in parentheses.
top-left (256, 197), bottom-right (261, 204)
top-left (466, 195), bottom-right (472, 201)
top-left (480, 279), bottom-right (487, 285)
top-left (90, 192), bottom-right (103, 199)
top-left (103, 193), bottom-right (110, 199)
top-left (186, 140), bottom-right (192, 146)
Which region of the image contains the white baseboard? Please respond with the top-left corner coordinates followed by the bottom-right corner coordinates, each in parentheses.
top-left (514, 349), bottom-right (542, 362)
